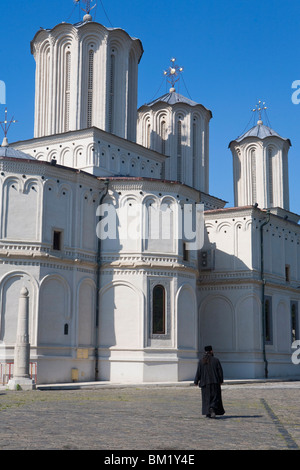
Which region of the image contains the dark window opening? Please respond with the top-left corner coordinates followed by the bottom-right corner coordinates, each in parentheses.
top-left (53, 230), bottom-right (62, 251)
top-left (264, 296), bottom-right (273, 344)
top-left (152, 285), bottom-right (165, 334)
top-left (291, 301), bottom-right (299, 343)
top-left (285, 265), bottom-right (290, 282)
top-left (183, 242), bottom-right (189, 261)
top-left (64, 323), bottom-right (69, 335)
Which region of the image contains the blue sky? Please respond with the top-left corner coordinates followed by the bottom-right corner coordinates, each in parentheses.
top-left (1, 0), bottom-right (300, 213)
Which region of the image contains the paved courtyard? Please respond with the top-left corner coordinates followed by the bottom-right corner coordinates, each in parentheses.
top-left (0, 381), bottom-right (299, 451)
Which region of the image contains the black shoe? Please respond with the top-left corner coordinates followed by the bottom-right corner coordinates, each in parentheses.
top-left (209, 407), bottom-right (216, 418)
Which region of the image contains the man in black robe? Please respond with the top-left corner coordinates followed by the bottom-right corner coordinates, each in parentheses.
top-left (194, 345), bottom-right (225, 418)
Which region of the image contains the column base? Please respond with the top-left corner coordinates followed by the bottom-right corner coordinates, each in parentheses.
top-left (7, 377), bottom-right (36, 391)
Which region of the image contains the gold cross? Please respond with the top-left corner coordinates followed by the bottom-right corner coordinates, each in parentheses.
top-left (252, 100), bottom-right (267, 122)
top-left (0, 108), bottom-right (17, 138)
top-left (163, 58), bottom-right (184, 90)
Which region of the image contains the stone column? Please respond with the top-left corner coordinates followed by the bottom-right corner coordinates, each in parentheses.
top-left (8, 287), bottom-right (35, 390)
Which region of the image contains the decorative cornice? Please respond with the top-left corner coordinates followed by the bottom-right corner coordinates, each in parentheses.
top-left (101, 268), bottom-right (196, 279)
top-left (101, 258), bottom-right (198, 275)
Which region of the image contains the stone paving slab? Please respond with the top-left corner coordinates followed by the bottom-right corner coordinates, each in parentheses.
top-left (0, 382), bottom-right (299, 451)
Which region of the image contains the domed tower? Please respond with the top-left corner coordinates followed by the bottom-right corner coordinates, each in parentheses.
top-left (31, 7), bottom-right (143, 141)
top-left (229, 102), bottom-right (291, 210)
top-left (137, 59), bottom-right (212, 192)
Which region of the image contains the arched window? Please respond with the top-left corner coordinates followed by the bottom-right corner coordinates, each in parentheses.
top-left (192, 120), bottom-right (197, 187)
top-left (87, 49), bottom-right (94, 127)
top-left (43, 47), bottom-right (51, 135)
top-left (108, 53), bottom-right (115, 133)
top-left (161, 120), bottom-right (166, 154)
top-left (268, 147), bottom-right (274, 206)
top-left (152, 285), bottom-right (165, 334)
top-left (251, 148), bottom-right (257, 204)
top-left (177, 119), bottom-right (182, 182)
top-left (64, 50), bottom-right (71, 132)
top-left (146, 119), bottom-right (151, 148)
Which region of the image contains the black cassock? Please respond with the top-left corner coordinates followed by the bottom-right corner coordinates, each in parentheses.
top-left (194, 355), bottom-right (225, 416)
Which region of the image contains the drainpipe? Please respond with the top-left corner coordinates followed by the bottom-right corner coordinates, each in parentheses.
top-left (95, 179), bottom-right (109, 381)
top-left (260, 209), bottom-right (270, 379)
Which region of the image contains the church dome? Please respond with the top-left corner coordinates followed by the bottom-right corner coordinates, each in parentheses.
top-left (146, 91), bottom-right (200, 107)
top-left (229, 122), bottom-right (291, 147)
top-left (141, 91), bottom-right (212, 117)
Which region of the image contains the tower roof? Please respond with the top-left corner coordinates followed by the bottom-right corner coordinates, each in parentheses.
top-left (140, 91), bottom-right (212, 117)
top-left (146, 91), bottom-right (198, 107)
top-left (30, 20), bottom-right (144, 61)
top-left (229, 122), bottom-right (291, 148)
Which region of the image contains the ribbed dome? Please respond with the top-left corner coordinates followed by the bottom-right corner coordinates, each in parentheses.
top-left (146, 91), bottom-right (199, 107)
top-left (229, 123), bottom-right (291, 147)
top-left (144, 91), bottom-right (212, 116)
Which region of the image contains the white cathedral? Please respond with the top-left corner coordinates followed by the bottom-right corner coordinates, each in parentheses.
top-left (1, 8), bottom-right (300, 385)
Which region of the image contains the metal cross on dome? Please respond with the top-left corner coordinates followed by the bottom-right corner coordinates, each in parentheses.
top-left (252, 100), bottom-right (267, 123)
top-left (0, 108), bottom-right (17, 139)
top-left (163, 58), bottom-right (184, 91)
top-left (74, 0), bottom-right (96, 15)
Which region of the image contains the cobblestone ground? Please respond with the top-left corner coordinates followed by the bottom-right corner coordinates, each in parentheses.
top-left (0, 382), bottom-right (299, 451)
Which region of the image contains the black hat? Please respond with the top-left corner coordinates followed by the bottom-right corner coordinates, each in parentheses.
top-left (204, 345), bottom-right (213, 352)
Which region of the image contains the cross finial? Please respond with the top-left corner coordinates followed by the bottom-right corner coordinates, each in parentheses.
top-left (252, 100), bottom-right (267, 125)
top-left (163, 58), bottom-right (184, 93)
top-left (0, 108), bottom-right (17, 147)
top-left (74, 0), bottom-right (96, 21)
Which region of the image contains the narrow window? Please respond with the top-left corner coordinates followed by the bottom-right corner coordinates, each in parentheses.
top-left (146, 119), bottom-right (151, 148)
top-left (251, 149), bottom-right (257, 204)
top-left (268, 148), bottom-right (273, 206)
top-left (64, 323), bottom-right (69, 335)
top-left (183, 242), bottom-right (189, 261)
top-left (53, 230), bottom-right (62, 251)
top-left (291, 301), bottom-right (299, 342)
top-left (127, 51), bottom-right (135, 141)
top-left (108, 53), bottom-right (115, 133)
top-left (192, 121), bottom-right (197, 187)
top-left (152, 285), bottom-right (165, 334)
top-left (285, 265), bottom-right (290, 283)
top-left (177, 119), bottom-right (182, 182)
top-left (161, 120), bottom-right (166, 155)
top-left (64, 51), bottom-right (71, 132)
top-left (44, 49), bottom-right (50, 135)
top-left (264, 296), bottom-right (273, 344)
top-left (87, 49), bottom-right (94, 127)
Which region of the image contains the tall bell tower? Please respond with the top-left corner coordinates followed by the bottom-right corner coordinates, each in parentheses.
top-left (229, 101), bottom-right (291, 210)
top-left (137, 58), bottom-right (212, 192)
top-left (31, 0), bottom-right (143, 141)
